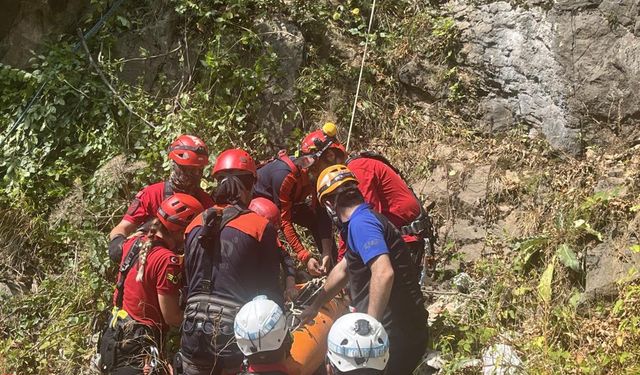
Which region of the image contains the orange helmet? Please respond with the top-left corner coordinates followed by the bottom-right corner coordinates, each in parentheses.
top-left (212, 148), bottom-right (257, 178)
top-left (157, 193), bottom-right (204, 232)
top-left (168, 135), bottom-right (209, 167)
top-left (316, 164), bottom-right (358, 202)
top-left (300, 122), bottom-right (346, 160)
top-left (249, 197), bottom-right (281, 228)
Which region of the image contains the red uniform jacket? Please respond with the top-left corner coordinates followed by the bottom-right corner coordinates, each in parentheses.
top-left (123, 181), bottom-right (214, 225)
top-left (113, 235), bottom-right (183, 332)
top-left (337, 157), bottom-right (421, 260)
top-left (254, 156), bottom-right (323, 263)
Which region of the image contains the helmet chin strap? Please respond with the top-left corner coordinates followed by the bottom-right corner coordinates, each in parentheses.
top-left (325, 201), bottom-right (340, 226)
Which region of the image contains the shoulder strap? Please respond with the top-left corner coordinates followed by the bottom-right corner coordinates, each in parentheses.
top-left (278, 150), bottom-right (299, 176)
top-left (163, 180), bottom-right (174, 201)
top-left (115, 238), bottom-right (143, 309)
top-left (197, 205), bottom-right (252, 293)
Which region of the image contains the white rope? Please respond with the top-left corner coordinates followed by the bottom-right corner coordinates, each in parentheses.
top-left (346, 0), bottom-right (377, 151)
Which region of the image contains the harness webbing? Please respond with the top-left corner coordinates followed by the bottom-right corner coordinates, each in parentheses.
top-left (115, 238), bottom-right (143, 309)
top-left (163, 180), bottom-right (173, 201)
top-left (196, 205), bottom-right (251, 293)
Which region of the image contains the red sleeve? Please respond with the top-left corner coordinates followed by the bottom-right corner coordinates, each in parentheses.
top-left (279, 173), bottom-right (311, 263)
top-left (350, 161), bottom-right (383, 212)
top-left (155, 251), bottom-right (183, 296)
top-left (122, 189), bottom-right (149, 225)
top-left (122, 183), bottom-right (165, 225)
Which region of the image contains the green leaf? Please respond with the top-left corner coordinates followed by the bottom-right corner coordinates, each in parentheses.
top-left (630, 244), bottom-right (640, 253)
top-left (116, 15), bottom-right (131, 28)
top-left (538, 258), bottom-right (555, 303)
top-left (573, 219), bottom-right (603, 241)
top-left (556, 244), bottom-right (581, 272)
top-left (569, 290), bottom-right (582, 308)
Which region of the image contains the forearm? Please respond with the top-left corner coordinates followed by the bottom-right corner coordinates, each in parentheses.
top-left (320, 238), bottom-right (334, 260)
top-left (282, 219), bottom-right (311, 262)
top-left (158, 294), bottom-right (183, 327)
top-left (311, 259), bottom-right (348, 309)
top-left (286, 276), bottom-right (296, 289)
top-left (281, 252), bottom-right (297, 279)
top-left (367, 265), bottom-right (394, 321)
top-left (109, 220), bottom-right (136, 240)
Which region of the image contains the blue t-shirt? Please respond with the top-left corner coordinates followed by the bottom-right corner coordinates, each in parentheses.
top-left (345, 203), bottom-right (390, 264)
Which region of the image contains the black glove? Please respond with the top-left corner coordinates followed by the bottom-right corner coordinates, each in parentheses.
top-left (108, 234), bottom-right (126, 263)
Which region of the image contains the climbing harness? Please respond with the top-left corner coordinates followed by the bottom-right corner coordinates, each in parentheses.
top-left (181, 206), bottom-right (251, 360)
top-left (346, 0), bottom-right (378, 151)
top-left (96, 237), bottom-right (161, 373)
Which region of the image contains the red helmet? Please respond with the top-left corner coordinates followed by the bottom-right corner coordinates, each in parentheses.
top-left (299, 122), bottom-right (346, 159)
top-left (249, 197), bottom-right (281, 228)
top-left (168, 135), bottom-right (209, 167)
top-left (212, 148), bottom-right (257, 178)
top-left (157, 193), bottom-right (204, 232)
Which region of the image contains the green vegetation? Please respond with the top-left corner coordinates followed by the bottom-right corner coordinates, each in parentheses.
top-left (1, 0), bottom-right (639, 374)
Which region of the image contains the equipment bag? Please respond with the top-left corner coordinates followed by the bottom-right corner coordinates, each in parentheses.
top-left (181, 205), bottom-right (250, 360)
top-left (346, 150), bottom-right (438, 260)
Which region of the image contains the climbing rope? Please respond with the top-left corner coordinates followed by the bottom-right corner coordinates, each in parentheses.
top-left (6, 0), bottom-right (128, 136)
top-left (345, 0), bottom-right (377, 151)
top-left (286, 276), bottom-right (327, 332)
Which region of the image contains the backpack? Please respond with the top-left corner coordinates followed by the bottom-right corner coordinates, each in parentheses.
top-left (346, 150), bottom-right (437, 261)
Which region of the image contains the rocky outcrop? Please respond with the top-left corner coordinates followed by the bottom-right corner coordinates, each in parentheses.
top-left (254, 17), bottom-right (305, 142)
top-left (0, 0), bottom-right (89, 68)
top-left (583, 212), bottom-right (640, 302)
top-left (450, 0), bottom-right (640, 154)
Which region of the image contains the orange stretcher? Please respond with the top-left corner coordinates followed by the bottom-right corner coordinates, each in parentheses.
top-left (284, 294), bottom-right (348, 375)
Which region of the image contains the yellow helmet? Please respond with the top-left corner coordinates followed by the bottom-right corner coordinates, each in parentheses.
top-left (316, 164), bottom-right (358, 202)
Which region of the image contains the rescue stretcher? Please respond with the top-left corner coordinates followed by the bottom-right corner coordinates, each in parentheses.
top-left (285, 284), bottom-right (348, 375)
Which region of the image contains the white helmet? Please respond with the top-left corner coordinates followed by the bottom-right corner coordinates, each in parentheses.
top-left (234, 296), bottom-right (288, 356)
top-left (327, 313), bottom-right (389, 372)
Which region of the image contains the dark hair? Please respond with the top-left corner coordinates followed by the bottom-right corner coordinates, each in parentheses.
top-left (321, 148), bottom-right (346, 164)
top-left (335, 184), bottom-right (364, 208)
top-left (136, 218), bottom-right (171, 281)
top-left (247, 340), bottom-right (291, 365)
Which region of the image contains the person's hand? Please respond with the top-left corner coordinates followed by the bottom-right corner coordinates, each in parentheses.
top-left (297, 304), bottom-right (319, 326)
top-left (307, 258), bottom-right (325, 276)
top-left (321, 255), bottom-right (331, 272)
top-left (285, 280), bottom-right (299, 301)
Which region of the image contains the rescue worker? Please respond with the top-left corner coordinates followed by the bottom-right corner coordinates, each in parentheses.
top-left (178, 149), bottom-right (283, 375)
top-left (300, 123), bottom-right (433, 275)
top-left (326, 313), bottom-right (389, 375)
top-left (108, 135), bottom-right (214, 263)
top-left (253, 150), bottom-right (334, 277)
top-left (232, 295), bottom-right (291, 375)
top-left (249, 197), bottom-right (298, 301)
top-left (299, 165), bottom-right (428, 374)
top-left (98, 193), bottom-right (204, 375)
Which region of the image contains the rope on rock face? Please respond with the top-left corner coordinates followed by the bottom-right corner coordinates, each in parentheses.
top-left (346, 0), bottom-right (377, 151)
top-left (6, 0), bottom-right (128, 136)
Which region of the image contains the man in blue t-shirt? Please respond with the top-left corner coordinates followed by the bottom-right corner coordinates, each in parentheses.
top-left (300, 165), bottom-right (428, 375)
